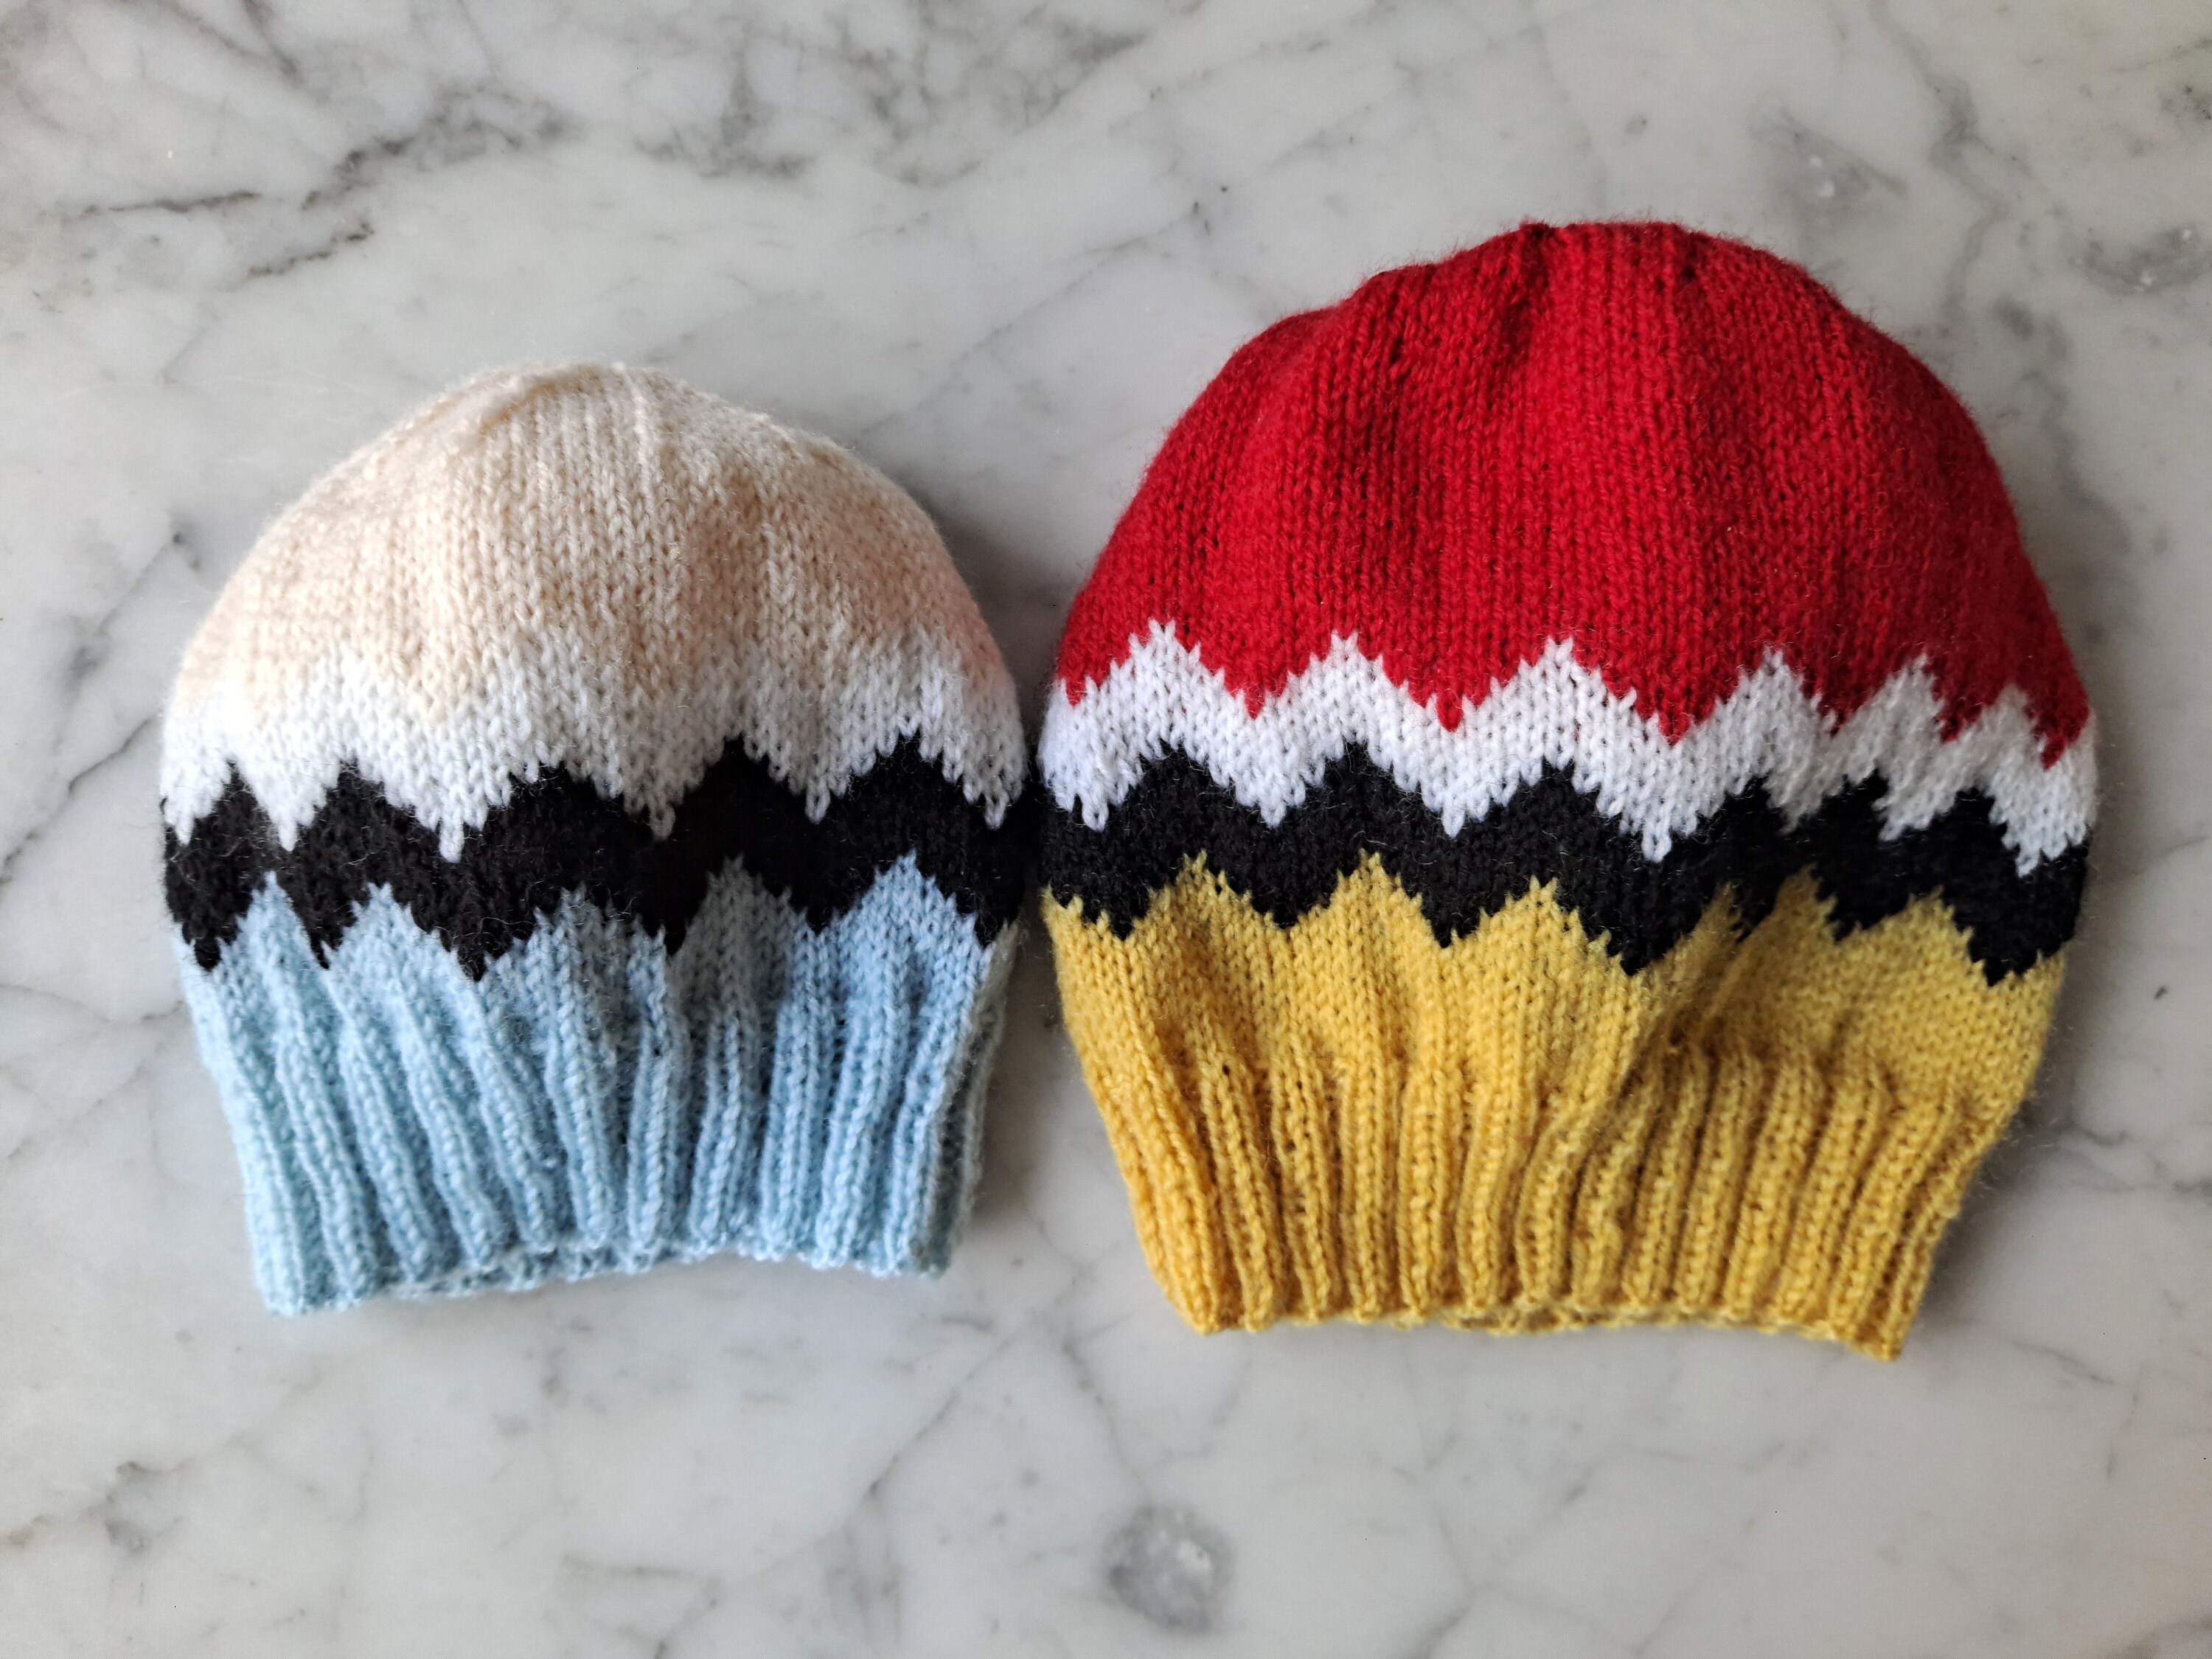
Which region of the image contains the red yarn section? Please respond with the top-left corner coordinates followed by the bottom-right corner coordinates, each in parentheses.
top-left (1055, 222), bottom-right (2089, 754)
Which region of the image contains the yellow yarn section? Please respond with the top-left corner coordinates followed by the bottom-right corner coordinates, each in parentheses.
top-left (1045, 859), bottom-right (2064, 1359)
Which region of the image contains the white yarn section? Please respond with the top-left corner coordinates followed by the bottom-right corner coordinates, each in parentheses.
top-left (1039, 623), bottom-right (2096, 873)
top-left (163, 364), bottom-right (1025, 851)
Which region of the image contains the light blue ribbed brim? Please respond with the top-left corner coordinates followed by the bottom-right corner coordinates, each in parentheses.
top-left (177, 856), bottom-right (1016, 1313)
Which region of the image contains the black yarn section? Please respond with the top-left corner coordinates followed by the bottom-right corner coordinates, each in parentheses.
top-left (167, 737), bottom-right (1029, 979)
top-left (1039, 748), bottom-right (2087, 984)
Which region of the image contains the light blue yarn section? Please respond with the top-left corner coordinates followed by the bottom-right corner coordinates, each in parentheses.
top-left (177, 856), bottom-right (1017, 1314)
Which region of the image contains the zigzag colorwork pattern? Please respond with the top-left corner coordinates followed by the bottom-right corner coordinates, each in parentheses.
top-left (1040, 626), bottom-right (2093, 983)
top-left (168, 736), bottom-right (1029, 978)
top-left (1041, 748), bottom-right (2084, 982)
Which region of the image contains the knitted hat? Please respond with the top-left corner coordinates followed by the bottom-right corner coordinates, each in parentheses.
top-left (164, 364), bottom-right (1027, 1312)
top-left (1040, 223), bottom-right (2093, 1358)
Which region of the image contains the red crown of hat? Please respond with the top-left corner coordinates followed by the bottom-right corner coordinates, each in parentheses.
top-left (1054, 220), bottom-right (2087, 757)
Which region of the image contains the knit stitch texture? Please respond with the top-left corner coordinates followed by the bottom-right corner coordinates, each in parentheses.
top-left (164, 363), bottom-right (1027, 1312)
top-left (1039, 222), bottom-right (2095, 1358)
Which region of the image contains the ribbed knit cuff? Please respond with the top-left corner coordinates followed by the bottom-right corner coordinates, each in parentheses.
top-left (179, 860), bottom-right (1013, 1314)
top-left (1098, 1043), bottom-right (2025, 1361)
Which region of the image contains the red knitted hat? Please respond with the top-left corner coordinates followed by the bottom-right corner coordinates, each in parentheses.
top-left (1040, 222), bottom-right (2093, 1357)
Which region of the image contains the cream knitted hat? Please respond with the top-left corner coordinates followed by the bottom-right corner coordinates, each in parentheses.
top-left (163, 364), bottom-right (1028, 1312)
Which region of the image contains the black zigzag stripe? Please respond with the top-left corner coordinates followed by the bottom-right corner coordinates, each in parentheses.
top-left (167, 738), bottom-right (1031, 979)
top-left (1039, 748), bottom-right (2086, 983)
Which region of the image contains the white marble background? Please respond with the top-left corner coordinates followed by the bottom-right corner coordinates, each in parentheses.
top-left (2, 1), bottom-right (2208, 1653)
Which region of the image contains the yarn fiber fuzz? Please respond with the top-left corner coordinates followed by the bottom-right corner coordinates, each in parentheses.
top-left (164, 363), bottom-right (1028, 1312)
top-left (1040, 222), bottom-right (2094, 1359)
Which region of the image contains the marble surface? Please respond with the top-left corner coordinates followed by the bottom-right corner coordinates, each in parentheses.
top-left (1, 1), bottom-right (2208, 1653)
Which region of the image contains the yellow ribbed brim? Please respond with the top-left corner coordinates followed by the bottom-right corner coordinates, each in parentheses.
top-left (1044, 858), bottom-right (2064, 1360)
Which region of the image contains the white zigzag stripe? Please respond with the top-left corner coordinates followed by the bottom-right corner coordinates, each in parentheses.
top-left (162, 632), bottom-right (1024, 853)
top-left (1039, 624), bottom-right (2096, 872)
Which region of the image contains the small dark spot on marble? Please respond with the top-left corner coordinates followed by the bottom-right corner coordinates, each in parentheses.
top-left (1993, 299), bottom-right (2036, 339)
top-left (1624, 114), bottom-right (1648, 135)
top-left (2163, 82), bottom-right (2212, 128)
top-left (1106, 1505), bottom-right (1231, 1634)
top-left (100, 1461), bottom-right (162, 1556)
top-left (2154, 985), bottom-right (2168, 999)
top-left (2079, 226), bottom-right (2211, 295)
